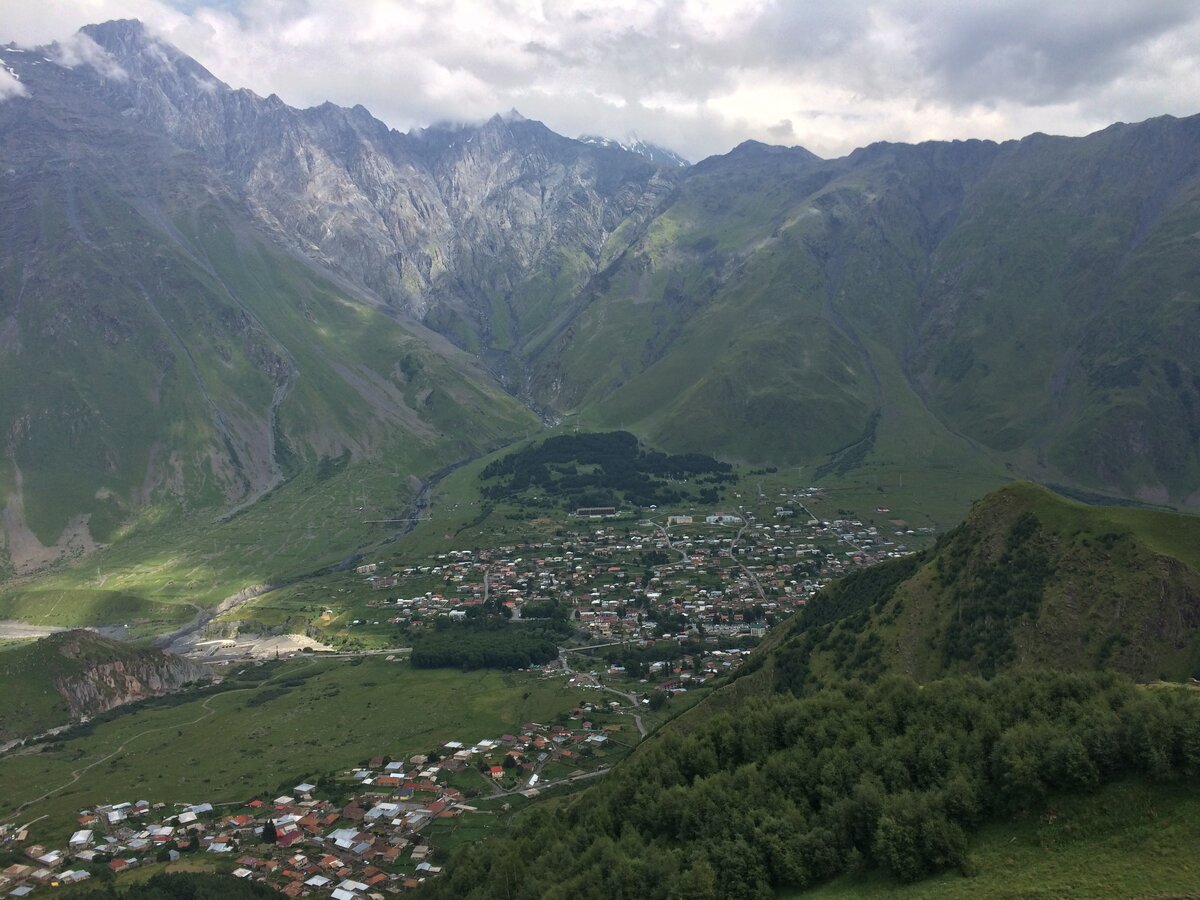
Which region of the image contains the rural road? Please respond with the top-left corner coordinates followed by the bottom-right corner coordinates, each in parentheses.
top-left (558, 647), bottom-right (648, 739)
top-left (598, 684), bottom-right (648, 738)
top-left (0, 621), bottom-right (67, 640)
top-left (644, 519), bottom-right (689, 563)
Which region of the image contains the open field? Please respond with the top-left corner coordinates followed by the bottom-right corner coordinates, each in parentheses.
top-left (0, 657), bottom-right (593, 843)
top-left (0, 453), bottom-right (440, 637)
top-left (800, 779), bottom-right (1200, 899)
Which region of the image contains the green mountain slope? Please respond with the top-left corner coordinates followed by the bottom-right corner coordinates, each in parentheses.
top-left (0, 55), bottom-right (537, 583)
top-left (772, 483), bottom-right (1200, 693)
top-left (527, 119), bottom-right (1200, 508)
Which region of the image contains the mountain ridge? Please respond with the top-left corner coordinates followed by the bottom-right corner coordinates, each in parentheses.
top-left (3, 18), bottom-right (1200, 582)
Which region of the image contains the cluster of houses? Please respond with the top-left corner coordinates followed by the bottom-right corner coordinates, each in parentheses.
top-left (0, 712), bottom-right (627, 898)
top-left (350, 493), bottom-right (917, 648)
top-left (601, 646), bottom-right (755, 690)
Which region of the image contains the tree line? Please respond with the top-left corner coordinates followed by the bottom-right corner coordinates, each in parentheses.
top-left (410, 619), bottom-right (569, 671)
top-left (419, 670), bottom-right (1200, 899)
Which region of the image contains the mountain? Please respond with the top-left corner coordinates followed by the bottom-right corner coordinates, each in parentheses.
top-left (0, 21), bottom-right (700, 577)
top-left (527, 125), bottom-right (1200, 509)
top-left (579, 133), bottom-right (691, 168)
top-left (770, 482), bottom-right (1200, 693)
top-left (0, 629), bottom-right (208, 741)
top-left (3, 19), bottom-right (1200, 584)
top-left (4, 23), bottom-right (653, 575)
top-left (72, 21), bottom-right (681, 379)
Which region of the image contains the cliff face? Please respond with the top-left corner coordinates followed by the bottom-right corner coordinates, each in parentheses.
top-left (75, 20), bottom-right (678, 358)
top-left (48, 630), bottom-right (210, 720)
top-left (0, 629), bottom-right (213, 740)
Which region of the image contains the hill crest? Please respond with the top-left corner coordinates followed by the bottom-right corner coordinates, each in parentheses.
top-left (771, 483), bottom-right (1200, 694)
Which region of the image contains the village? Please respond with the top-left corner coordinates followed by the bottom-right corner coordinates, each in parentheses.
top-left (0, 486), bottom-right (929, 898)
top-left (0, 701), bottom-right (644, 897)
top-left (348, 485), bottom-right (921, 652)
top-left (178, 483), bottom-right (928, 666)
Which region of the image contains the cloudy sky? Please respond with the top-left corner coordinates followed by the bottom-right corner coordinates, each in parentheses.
top-left (3, 0), bottom-right (1200, 161)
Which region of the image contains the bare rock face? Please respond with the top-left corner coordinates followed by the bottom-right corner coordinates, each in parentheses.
top-left (48, 629), bottom-right (210, 719)
top-left (75, 20), bottom-right (680, 352)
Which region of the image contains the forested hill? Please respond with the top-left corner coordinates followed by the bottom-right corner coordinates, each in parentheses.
top-left (770, 482), bottom-right (1200, 694)
top-left (414, 484), bottom-right (1200, 898)
top-left (420, 671), bottom-right (1200, 898)
top-left (478, 431), bottom-right (735, 511)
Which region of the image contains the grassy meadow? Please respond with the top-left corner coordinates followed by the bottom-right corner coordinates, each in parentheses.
top-left (0, 656), bottom-right (592, 843)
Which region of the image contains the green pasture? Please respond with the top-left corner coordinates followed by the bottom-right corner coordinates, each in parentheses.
top-left (0, 658), bottom-right (590, 843)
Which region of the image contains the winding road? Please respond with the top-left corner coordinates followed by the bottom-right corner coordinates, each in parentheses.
top-left (557, 646), bottom-right (648, 738)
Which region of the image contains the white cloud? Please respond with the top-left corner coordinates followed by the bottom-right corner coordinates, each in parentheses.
top-left (1, 0), bottom-right (1199, 160)
top-left (51, 32), bottom-right (128, 79)
top-left (0, 63), bottom-right (27, 101)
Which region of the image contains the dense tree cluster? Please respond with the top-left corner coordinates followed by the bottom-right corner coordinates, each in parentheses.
top-left (939, 511), bottom-right (1051, 674)
top-left (773, 554), bottom-right (921, 694)
top-left (478, 431), bottom-right (734, 511)
top-left (410, 619), bottom-right (569, 670)
top-left (421, 671), bottom-right (1200, 899)
top-left (77, 873), bottom-right (277, 900)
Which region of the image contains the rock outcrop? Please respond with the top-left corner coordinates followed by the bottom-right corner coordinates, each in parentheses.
top-left (76, 19), bottom-right (681, 358)
top-left (48, 630), bottom-right (210, 719)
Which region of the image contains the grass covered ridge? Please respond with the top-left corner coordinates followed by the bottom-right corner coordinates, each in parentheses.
top-left (773, 483), bottom-right (1200, 692)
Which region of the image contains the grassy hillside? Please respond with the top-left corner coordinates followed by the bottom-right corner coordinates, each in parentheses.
top-left (528, 118), bottom-right (1200, 509)
top-left (771, 483), bottom-right (1200, 695)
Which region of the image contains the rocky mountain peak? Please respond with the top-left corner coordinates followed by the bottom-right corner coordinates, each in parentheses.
top-left (80, 18), bottom-right (223, 88)
top-left (14, 25), bottom-right (684, 348)
top-left (578, 131), bottom-right (690, 167)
